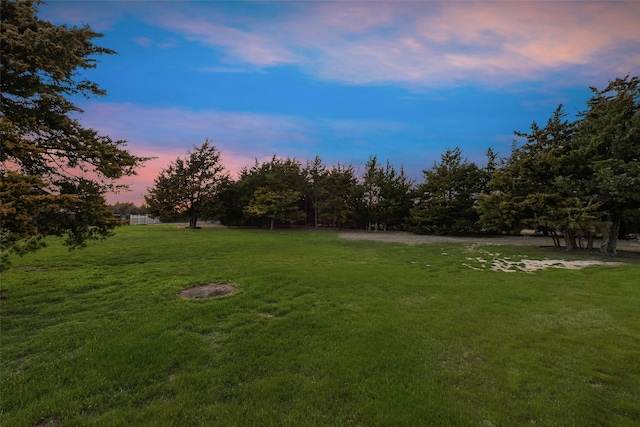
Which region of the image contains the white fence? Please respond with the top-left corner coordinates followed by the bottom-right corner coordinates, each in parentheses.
top-left (129, 214), bottom-right (162, 225)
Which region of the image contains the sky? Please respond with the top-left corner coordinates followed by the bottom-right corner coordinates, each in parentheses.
top-left (39, 0), bottom-right (640, 205)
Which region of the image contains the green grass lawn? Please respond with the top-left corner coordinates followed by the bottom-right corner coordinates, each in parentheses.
top-left (2, 226), bottom-right (639, 426)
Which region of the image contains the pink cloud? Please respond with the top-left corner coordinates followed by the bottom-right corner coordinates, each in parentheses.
top-left (142, 1), bottom-right (639, 88)
top-left (41, 1), bottom-right (639, 89)
top-left (316, 2), bottom-right (639, 87)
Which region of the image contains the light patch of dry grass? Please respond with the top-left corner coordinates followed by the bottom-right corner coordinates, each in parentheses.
top-left (460, 245), bottom-right (626, 272)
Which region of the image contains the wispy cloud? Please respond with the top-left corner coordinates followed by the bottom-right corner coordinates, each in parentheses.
top-left (146, 1), bottom-right (639, 89)
top-left (150, 9), bottom-right (297, 67)
top-left (79, 102), bottom-right (312, 154)
top-left (196, 66), bottom-right (261, 74)
top-left (42, 1), bottom-right (639, 89)
top-left (132, 36), bottom-right (153, 49)
top-left (132, 35), bottom-right (178, 49)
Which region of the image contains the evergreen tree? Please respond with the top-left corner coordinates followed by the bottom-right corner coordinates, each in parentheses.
top-left (321, 163), bottom-right (359, 228)
top-left (238, 156), bottom-right (307, 229)
top-left (478, 106), bottom-right (600, 248)
top-left (478, 75), bottom-right (639, 256)
top-left (303, 156), bottom-right (329, 229)
top-left (145, 141), bottom-right (229, 228)
top-left (1, 0), bottom-right (148, 269)
top-left (244, 187), bottom-right (305, 230)
top-left (376, 160), bottom-right (413, 231)
top-left (576, 75), bottom-right (640, 254)
top-left (410, 147), bottom-right (484, 234)
top-left (361, 155), bottom-right (384, 231)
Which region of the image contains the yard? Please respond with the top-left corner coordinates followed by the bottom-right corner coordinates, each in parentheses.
top-left (2, 225), bottom-right (639, 426)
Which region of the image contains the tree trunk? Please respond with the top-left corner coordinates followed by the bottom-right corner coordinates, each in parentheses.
top-left (618, 219), bottom-right (627, 240)
top-left (563, 230), bottom-right (577, 251)
top-left (189, 215), bottom-right (198, 229)
top-left (587, 233), bottom-right (594, 250)
top-left (550, 231), bottom-right (561, 247)
top-left (600, 215), bottom-right (620, 256)
top-left (270, 217), bottom-right (275, 231)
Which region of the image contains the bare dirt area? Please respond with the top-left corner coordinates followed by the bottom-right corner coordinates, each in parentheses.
top-left (338, 230), bottom-right (640, 253)
top-left (178, 283), bottom-right (237, 299)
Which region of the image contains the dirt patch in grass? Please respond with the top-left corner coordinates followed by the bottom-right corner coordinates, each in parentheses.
top-left (339, 230), bottom-right (640, 253)
top-left (33, 419), bottom-right (60, 427)
top-left (178, 283), bottom-right (237, 299)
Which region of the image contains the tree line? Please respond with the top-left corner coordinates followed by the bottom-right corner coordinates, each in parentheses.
top-left (145, 145), bottom-right (417, 232)
top-left (145, 75), bottom-right (640, 256)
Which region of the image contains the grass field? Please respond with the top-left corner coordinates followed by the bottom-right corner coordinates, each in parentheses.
top-left (2, 225), bottom-right (639, 426)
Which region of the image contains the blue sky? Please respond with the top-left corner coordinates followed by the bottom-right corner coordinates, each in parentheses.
top-left (40, 0), bottom-right (640, 204)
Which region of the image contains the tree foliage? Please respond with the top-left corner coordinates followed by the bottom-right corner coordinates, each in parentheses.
top-left (577, 75), bottom-right (640, 254)
top-left (478, 106), bottom-right (599, 248)
top-left (111, 202), bottom-right (147, 216)
top-left (361, 156), bottom-right (384, 230)
top-left (244, 187), bottom-right (305, 230)
top-left (410, 147), bottom-right (486, 234)
top-left (361, 156), bottom-right (413, 231)
top-left (222, 156), bottom-right (306, 228)
top-left (1, 0), bottom-right (148, 269)
top-left (303, 156), bottom-right (329, 229)
top-left (478, 76), bottom-right (639, 254)
top-left (321, 163), bottom-right (360, 228)
top-left (378, 161), bottom-right (413, 230)
top-left (145, 141), bottom-right (228, 228)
